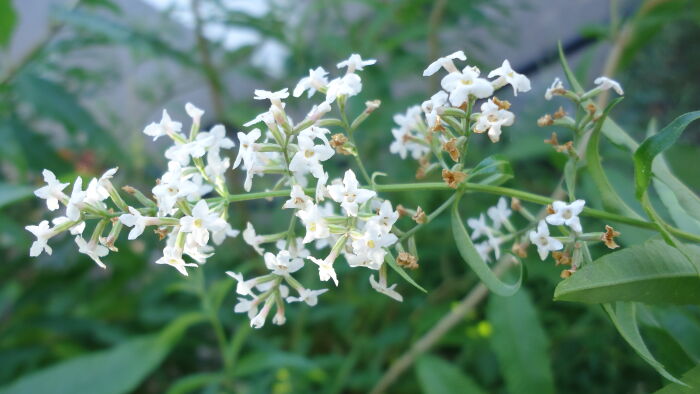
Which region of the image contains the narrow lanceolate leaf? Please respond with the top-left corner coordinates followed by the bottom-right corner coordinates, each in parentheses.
top-left (584, 98), bottom-right (641, 218)
top-left (451, 192), bottom-right (521, 297)
top-left (654, 179), bottom-right (700, 234)
top-left (0, 0), bottom-right (17, 47)
top-left (634, 111), bottom-right (700, 199)
top-left (655, 363), bottom-right (700, 393)
top-left (603, 302), bottom-right (685, 386)
top-left (416, 355), bottom-right (485, 394)
top-left (0, 183), bottom-right (35, 209)
top-left (468, 155), bottom-right (513, 187)
top-left (0, 313), bottom-right (205, 394)
top-left (554, 240), bottom-right (700, 305)
top-left (557, 42), bottom-right (585, 94)
top-left (488, 289), bottom-right (555, 394)
top-left (385, 251), bottom-right (426, 293)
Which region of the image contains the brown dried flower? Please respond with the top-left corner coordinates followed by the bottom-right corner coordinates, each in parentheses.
top-left (412, 206), bottom-right (427, 224)
top-left (397, 252), bottom-right (419, 270)
top-left (601, 225), bottom-right (621, 249)
top-left (442, 138), bottom-right (460, 162)
top-left (442, 169), bottom-right (467, 189)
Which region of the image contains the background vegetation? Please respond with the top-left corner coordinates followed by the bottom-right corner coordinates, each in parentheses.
top-left (1, 0), bottom-right (699, 393)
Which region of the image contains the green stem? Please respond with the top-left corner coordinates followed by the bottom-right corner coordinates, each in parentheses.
top-left (399, 193), bottom-right (457, 241)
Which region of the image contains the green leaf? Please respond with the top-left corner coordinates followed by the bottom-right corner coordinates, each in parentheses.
top-left (554, 240), bottom-right (700, 305)
top-left (166, 372), bottom-right (225, 394)
top-left (415, 355), bottom-right (485, 394)
top-left (584, 97), bottom-right (641, 218)
top-left (468, 155), bottom-right (513, 187)
top-left (603, 302), bottom-right (685, 386)
top-left (557, 42), bottom-right (585, 94)
top-left (233, 351), bottom-right (317, 377)
top-left (0, 0), bottom-right (17, 47)
top-left (655, 363), bottom-right (700, 393)
top-left (451, 192), bottom-right (522, 297)
top-left (487, 289), bottom-right (555, 394)
top-left (654, 179), bottom-right (700, 234)
top-left (0, 313), bottom-right (205, 394)
top-left (0, 183), bottom-right (34, 209)
top-left (634, 111), bottom-right (700, 199)
top-left (385, 251), bottom-right (426, 293)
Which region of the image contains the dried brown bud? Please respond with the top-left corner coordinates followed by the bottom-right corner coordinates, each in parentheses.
top-left (586, 103), bottom-right (597, 116)
top-left (537, 114), bottom-right (554, 127)
top-left (122, 185), bottom-right (137, 194)
top-left (560, 268), bottom-right (575, 279)
top-left (412, 206), bottom-right (427, 224)
top-left (546, 204), bottom-right (555, 215)
top-left (330, 133), bottom-right (352, 155)
top-left (511, 242), bottom-right (528, 258)
top-left (442, 138), bottom-right (460, 162)
top-left (544, 132), bottom-right (559, 146)
top-left (552, 251), bottom-right (571, 266)
top-left (553, 106), bottom-right (567, 119)
top-left (396, 204), bottom-right (409, 217)
top-left (154, 227), bottom-right (170, 241)
top-left (510, 197), bottom-right (522, 212)
top-left (416, 157), bottom-right (430, 180)
top-left (442, 169), bottom-right (467, 189)
top-left (492, 96), bottom-right (511, 110)
top-left (602, 225), bottom-right (621, 249)
top-left (397, 252), bottom-right (419, 270)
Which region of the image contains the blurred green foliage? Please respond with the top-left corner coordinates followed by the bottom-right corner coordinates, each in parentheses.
top-left (1, 0), bottom-right (700, 393)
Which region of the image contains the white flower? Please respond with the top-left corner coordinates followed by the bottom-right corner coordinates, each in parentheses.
top-left (156, 246), bottom-right (198, 276)
top-left (152, 161), bottom-right (198, 216)
top-left (350, 222), bottom-right (398, 269)
top-left (65, 177), bottom-right (86, 221)
top-left (34, 169), bottom-right (68, 211)
top-left (165, 141), bottom-right (203, 166)
top-left (337, 54), bottom-right (376, 73)
top-left (286, 288), bottom-right (328, 306)
top-left (211, 222), bottom-right (239, 245)
top-left (75, 236), bottom-right (109, 268)
top-left (473, 99), bottom-right (514, 143)
top-left (264, 250), bottom-right (304, 276)
top-left (529, 220), bottom-right (564, 260)
top-left (423, 50), bottom-right (466, 76)
top-left (475, 241), bottom-right (492, 263)
top-left (180, 200), bottom-right (225, 247)
top-left (119, 206), bottom-right (156, 240)
top-left (226, 271), bottom-right (257, 296)
top-left (233, 296), bottom-right (258, 318)
top-left (253, 88), bottom-right (289, 109)
top-left (369, 273), bottom-right (403, 302)
top-left (389, 127), bottom-right (428, 160)
top-left (366, 200), bottom-right (399, 233)
top-left (545, 77), bottom-right (564, 100)
top-left (594, 76), bottom-right (624, 95)
top-left (315, 171), bottom-right (328, 202)
top-left (421, 91), bottom-right (449, 129)
top-left (488, 59), bottom-right (531, 96)
top-left (276, 238), bottom-right (310, 259)
top-left (325, 73), bottom-right (362, 103)
top-left (185, 102), bottom-right (204, 125)
top-left (243, 109), bottom-right (274, 128)
top-left (143, 109), bottom-right (182, 141)
top-left (296, 204), bottom-right (331, 244)
top-left (293, 67), bottom-right (329, 98)
top-left (233, 128), bottom-right (261, 170)
top-left (242, 222), bottom-right (264, 255)
top-left (289, 135), bottom-right (334, 178)
top-left (467, 214), bottom-right (491, 240)
top-left (307, 256), bottom-right (338, 286)
top-left (442, 66), bottom-right (494, 105)
top-left (84, 168), bottom-right (117, 205)
top-left (546, 200), bottom-right (586, 233)
top-left (306, 101), bottom-right (332, 121)
top-left (327, 170), bottom-right (376, 217)
top-left (183, 238), bottom-right (213, 263)
top-left (25, 220), bottom-right (54, 257)
top-left (250, 299), bottom-right (273, 329)
top-left (283, 185), bottom-right (313, 210)
top-left (487, 197), bottom-right (511, 230)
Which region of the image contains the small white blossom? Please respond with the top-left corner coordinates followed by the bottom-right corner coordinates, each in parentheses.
top-left (369, 272), bottom-right (403, 302)
top-left (308, 256), bottom-right (338, 286)
top-left (487, 197), bottom-right (511, 230)
top-left (233, 128), bottom-right (261, 170)
top-left (529, 220), bottom-right (564, 260)
top-left (545, 77), bottom-right (564, 100)
top-left (185, 102), bottom-right (204, 126)
top-left (25, 220), bottom-right (54, 257)
top-left (152, 161), bottom-right (198, 216)
top-left (226, 271), bottom-right (257, 296)
top-left (421, 91), bottom-right (449, 129)
top-left (65, 177), bottom-right (86, 221)
top-left (51, 217), bottom-right (85, 235)
top-left (211, 222), bottom-right (239, 245)
top-left (546, 200), bottom-right (586, 233)
top-left (350, 222), bottom-right (398, 269)
top-left (283, 185), bottom-right (313, 210)
top-left (180, 200), bottom-right (226, 247)
top-left (467, 214), bottom-right (491, 240)
top-left (306, 101), bottom-right (332, 121)
top-left (488, 59), bottom-right (531, 96)
top-left (325, 73), bottom-right (362, 103)
top-left (294, 67), bottom-right (329, 98)
top-left (276, 238), bottom-right (310, 259)
top-left (264, 250), bottom-right (304, 276)
top-left (594, 76), bottom-right (624, 95)
top-left (156, 246), bottom-right (197, 276)
top-left (296, 204), bottom-right (331, 244)
top-left (337, 54), bottom-right (376, 73)
top-left (442, 66), bottom-right (494, 105)
top-left (143, 109), bottom-right (182, 141)
top-left (242, 222), bottom-right (264, 255)
top-left (253, 88), bottom-right (289, 109)
top-left (289, 134), bottom-right (334, 178)
top-left (475, 241), bottom-right (493, 263)
top-left (366, 200), bottom-right (399, 234)
top-left (286, 288), bottom-right (328, 306)
top-left (34, 169), bottom-right (68, 211)
top-left (423, 50), bottom-right (466, 76)
top-left (119, 206), bottom-right (154, 240)
top-left (75, 236), bottom-right (109, 269)
top-left (473, 99), bottom-right (514, 143)
top-left (327, 170), bottom-right (376, 217)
